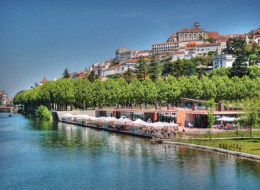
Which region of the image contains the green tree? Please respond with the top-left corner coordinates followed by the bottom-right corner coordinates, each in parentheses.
top-left (35, 105), bottom-right (52, 121)
top-left (135, 56), bottom-right (148, 79)
top-left (142, 78), bottom-right (157, 105)
top-left (248, 65), bottom-right (260, 78)
top-left (104, 79), bottom-right (120, 107)
top-left (170, 59), bottom-right (196, 77)
top-left (73, 79), bottom-right (93, 109)
top-left (165, 75), bottom-right (181, 104)
top-left (225, 37), bottom-right (247, 56)
top-left (109, 59), bottom-right (120, 67)
top-left (92, 80), bottom-right (106, 108)
top-left (212, 76), bottom-right (228, 102)
top-left (63, 68), bottom-right (70, 78)
top-left (155, 77), bottom-right (168, 105)
top-left (117, 78), bottom-right (132, 106)
top-left (53, 79), bottom-right (75, 110)
top-left (129, 78), bottom-right (144, 106)
top-left (249, 54), bottom-right (258, 66)
top-left (122, 68), bottom-right (135, 83)
top-left (207, 110), bottom-right (215, 139)
top-left (207, 67), bottom-right (230, 77)
top-left (38, 81), bottom-right (56, 109)
top-left (187, 76), bottom-right (203, 99)
top-left (242, 76), bottom-right (257, 98)
top-left (148, 55), bottom-right (163, 82)
top-left (178, 76), bottom-right (191, 98)
top-left (230, 55), bottom-right (249, 78)
top-left (231, 77), bottom-right (247, 100)
top-left (200, 76), bottom-right (216, 100)
top-left (193, 56), bottom-right (213, 67)
top-left (88, 71), bottom-right (99, 82)
top-left (242, 98), bottom-right (260, 138)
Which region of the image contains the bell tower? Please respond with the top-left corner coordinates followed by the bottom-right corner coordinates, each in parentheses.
top-left (194, 16), bottom-right (200, 29)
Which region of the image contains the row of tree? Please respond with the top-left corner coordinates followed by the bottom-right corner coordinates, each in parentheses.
top-left (14, 75), bottom-right (260, 111)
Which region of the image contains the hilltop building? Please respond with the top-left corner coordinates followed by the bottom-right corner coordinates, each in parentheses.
top-left (40, 77), bottom-right (48, 84)
top-left (0, 91), bottom-right (9, 105)
top-left (152, 22), bottom-right (225, 54)
top-left (115, 48), bottom-right (152, 60)
top-left (212, 54), bottom-right (235, 69)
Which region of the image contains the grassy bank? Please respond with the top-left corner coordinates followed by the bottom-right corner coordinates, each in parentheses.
top-left (173, 130), bottom-right (260, 156)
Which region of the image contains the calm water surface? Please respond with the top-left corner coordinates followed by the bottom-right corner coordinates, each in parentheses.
top-left (1, 113), bottom-right (260, 190)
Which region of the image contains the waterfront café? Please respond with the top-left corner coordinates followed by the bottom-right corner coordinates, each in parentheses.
top-left (185, 110), bottom-right (243, 128)
top-left (61, 113), bottom-right (178, 138)
top-left (96, 108), bottom-right (178, 123)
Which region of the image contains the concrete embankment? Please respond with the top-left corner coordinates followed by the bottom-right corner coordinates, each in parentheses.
top-left (163, 141), bottom-right (260, 161)
top-left (0, 106), bottom-right (13, 113)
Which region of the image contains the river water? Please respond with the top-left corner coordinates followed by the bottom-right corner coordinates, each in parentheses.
top-left (0, 113), bottom-right (260, 190)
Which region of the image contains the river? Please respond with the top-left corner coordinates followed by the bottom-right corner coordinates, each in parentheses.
top-left (0, 113), bottom-right (260, 190)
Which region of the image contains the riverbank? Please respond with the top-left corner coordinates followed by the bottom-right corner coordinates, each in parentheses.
top-left (57, 111), bottom-right (260, 160)
top-left (163, 141), bottom-right (260, 161)
top-left (2, 113), bottom-right (260, 189)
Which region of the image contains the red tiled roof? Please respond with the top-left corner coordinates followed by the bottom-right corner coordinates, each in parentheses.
top-left (195, 43), bottom-right (219, 47)
top-left (170, 33), bottom-right (177, 38)
top-left (173, 51), bottom-right (185, 55)
top-left (41, 76), bottom-right (48, 83)
top-left (187, 41), bottom-right (197, 47)
top-left (179, 28), bottom-right (206, 33)
top-left (153, 42), bottom-right (178, 45)
top-left (207, 32), bottom-right (220, 39)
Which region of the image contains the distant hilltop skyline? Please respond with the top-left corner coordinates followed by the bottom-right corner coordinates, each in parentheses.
top-left (1, 0), bottom-right (259, 98)
top-left (20, 23), bottom-right (260, 90)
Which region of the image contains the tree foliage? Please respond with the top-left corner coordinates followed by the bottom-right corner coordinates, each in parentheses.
top-left (63, 68), bottom-right (70, 78)
top-left (14, 68), bottom-right (260, 112)
top-left (35, 105), bottom-right (52, 121)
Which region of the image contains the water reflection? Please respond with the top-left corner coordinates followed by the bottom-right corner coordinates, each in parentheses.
top-left (6, 115), bottom-right (260, 189)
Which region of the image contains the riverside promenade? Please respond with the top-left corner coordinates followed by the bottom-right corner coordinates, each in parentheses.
top-left (53, 110), bottom-right (260, 161)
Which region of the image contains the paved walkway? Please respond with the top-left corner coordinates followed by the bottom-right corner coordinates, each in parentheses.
top-left (179, 127), bottom-right (260, 134)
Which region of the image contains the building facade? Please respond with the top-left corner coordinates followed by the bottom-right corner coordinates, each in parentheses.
top-left (176, 22), bottom-right (208, 42)
top-left (213, 54), bottom-right (235, 69)
top-left (0, 91), bottom-right (8, 105)
top-left (152, 42), bottom-right (179, 54)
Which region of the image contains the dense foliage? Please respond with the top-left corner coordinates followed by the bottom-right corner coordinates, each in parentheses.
top-left (13, 71), bottom-right (260, 111)
top-left (35, 105), bottom-right (52, 121)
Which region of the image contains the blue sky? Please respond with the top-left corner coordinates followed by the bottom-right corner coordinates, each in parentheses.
top-left (0, 0), bottom-right (260, 97)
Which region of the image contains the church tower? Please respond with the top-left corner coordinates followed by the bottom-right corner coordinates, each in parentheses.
top-left (194, 21), bottom-right (200, 29)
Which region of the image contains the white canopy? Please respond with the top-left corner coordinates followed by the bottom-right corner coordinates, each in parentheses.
top-left (217, 117), bottom-right (236, 122)
top-left (62, 115), bottom-right (178, 129)
top-left (62, 113), bottom-right (74, 118)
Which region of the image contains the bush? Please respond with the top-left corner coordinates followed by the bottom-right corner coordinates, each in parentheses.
top-left (35, 105), bottom-right (52, 121)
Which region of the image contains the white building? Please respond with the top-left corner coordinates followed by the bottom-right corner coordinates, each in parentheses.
top-left (152, 42), bottom-right (179, 54)
top-left (176, 22), bottom-right (208, 42)
top-left (185, 43), bottom-right (220, 56)
top-left (104, 65), bottom-right (117, 76)
top-left (89, 60), bottom-right (112, 76)
top-left (213, 54), bottom-right (235, 69)
top-left (0, 91), bottom-right (8, 105)
top-left (104, 60), bottom-right (137, 77)
top-left (171, 51), bottom-right (192, 62)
